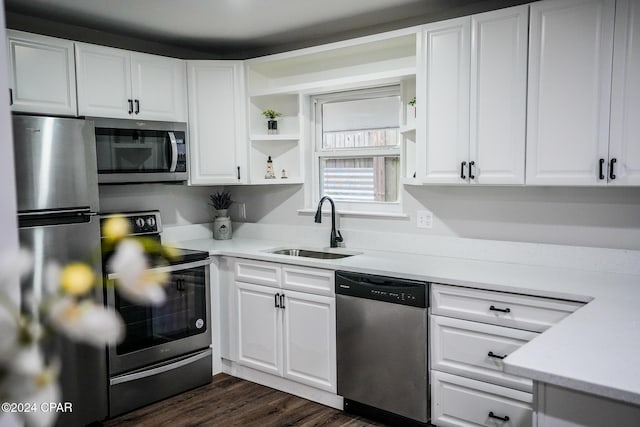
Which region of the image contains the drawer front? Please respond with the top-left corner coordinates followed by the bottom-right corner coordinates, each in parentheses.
top-left (282, 266), bottom-right (335, 296)
top-left (431, 315), bottom-right (537, 392)
top-left (431, 284), bottom-right (583, 332)
top-left (234, 259), bottom-right (281, 288)
top-left (432, 370), bottom-right (533, 427)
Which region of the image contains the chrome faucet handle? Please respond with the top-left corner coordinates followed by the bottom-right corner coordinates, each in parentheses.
top-left (335, 230), bottom-right (343, 243)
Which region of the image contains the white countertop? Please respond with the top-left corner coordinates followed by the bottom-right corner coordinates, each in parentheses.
top-left (176, 236), bottom-right (640, 406)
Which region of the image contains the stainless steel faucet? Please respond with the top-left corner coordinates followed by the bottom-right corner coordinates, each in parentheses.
top-left (314, 196), bottom-right (343, 248)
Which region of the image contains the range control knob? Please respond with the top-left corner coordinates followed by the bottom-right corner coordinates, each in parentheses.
top-left (146, 216), bottom-right (156, 228)
top-left (135, 217), bottom-right (145, 229)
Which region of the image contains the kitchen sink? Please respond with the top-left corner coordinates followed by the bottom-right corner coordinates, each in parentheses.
top-left (267, 247), bottom-right (360, 259)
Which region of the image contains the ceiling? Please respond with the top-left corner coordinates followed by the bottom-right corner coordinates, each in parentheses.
top-left (4, 0), bottom-right (528, 59)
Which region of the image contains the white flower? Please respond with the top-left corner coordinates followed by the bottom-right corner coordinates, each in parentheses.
top-left (107, 239), bottom-right (167, 305)
top-left (1, 345), bottom-right (60, 427)
top-left (48, 297), bottom-right (124, 347)
top-left (0, 248), bottom-right (33, 289)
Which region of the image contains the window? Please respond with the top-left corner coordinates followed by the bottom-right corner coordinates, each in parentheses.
top-left (312, 86), bottom-right (401, 213)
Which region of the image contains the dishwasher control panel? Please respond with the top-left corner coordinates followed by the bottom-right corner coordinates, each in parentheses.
top-left (335, 271), bottom-right (427, 308)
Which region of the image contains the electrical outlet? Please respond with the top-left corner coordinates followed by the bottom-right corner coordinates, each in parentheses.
top-left (237, 203), bottom-right (246, 220)
top-left (416, 210), bottom-right (432, 229)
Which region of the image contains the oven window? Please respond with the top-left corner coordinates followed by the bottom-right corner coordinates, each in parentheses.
top-left (115, 265), bottom-right (207, 355)
top-left (96, 128), bottom-right (176, 173)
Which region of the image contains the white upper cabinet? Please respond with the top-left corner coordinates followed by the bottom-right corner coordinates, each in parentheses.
top-left (76, 43), bottom-right (131, 119)
top-left (526, 0), bottom-right (615, 185)
top-left (422, 17), bottom-right (471, 184)
top-left (75, 43), bottom-right (187, 121)
top-left (7, 30), bottom-right (77, 116)
top-left (470, 5), bottom-right (528, 185)
top-left (130, 53), bottom-right (187, 122)
top-left (187, 61), bottom-right (247, 185)
top-left (609, 0), bottom-right (640, 185)
top-left (420, 6), bottom-right (527, 185)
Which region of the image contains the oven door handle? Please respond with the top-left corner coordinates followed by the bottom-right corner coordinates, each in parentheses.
top-left (110, 348), bottom-right (212, 386)
top-left (107, 258), bottom-right (211, 280)
top-left (169, 131), bottom-right (178, 172)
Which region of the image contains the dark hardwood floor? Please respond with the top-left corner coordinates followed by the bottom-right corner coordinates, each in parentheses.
top-left (103, 373), bottom-right (386, 426)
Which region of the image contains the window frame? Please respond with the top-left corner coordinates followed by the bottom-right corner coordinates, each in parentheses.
top-left (310, 85), bottom-right (403, 214)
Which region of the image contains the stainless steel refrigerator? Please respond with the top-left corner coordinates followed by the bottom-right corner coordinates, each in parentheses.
top-left (13, 115), bottom-right (108, 426)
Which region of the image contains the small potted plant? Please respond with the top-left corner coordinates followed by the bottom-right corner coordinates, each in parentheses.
top-left (262, 109), bottom-right (282, 134)
top-left (209, 191), bottom-right (233, 240)
top-left (408, 96), bottom-right (416, 118)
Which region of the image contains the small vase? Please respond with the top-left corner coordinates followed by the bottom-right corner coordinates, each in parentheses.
top-left (267, 119), bottom-right (278, 135)
top-left (213, 210), bottom-right (232, 240)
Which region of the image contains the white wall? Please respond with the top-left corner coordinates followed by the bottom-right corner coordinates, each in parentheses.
top-left (98, 183), bottom-right (223, 226)
top-left (0, 0), bottom-right (20, 303)
top-left (228, 184), bottom-right (640, 250)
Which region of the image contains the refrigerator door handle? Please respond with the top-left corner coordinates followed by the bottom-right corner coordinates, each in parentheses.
top-left (169, 132), bottom-right (178, 172)
top-left (18, 208), bottom-right (97, 228)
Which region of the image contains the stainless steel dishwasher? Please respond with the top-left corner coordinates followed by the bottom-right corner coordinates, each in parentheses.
top-left (336, 271), bottom-right (429, 426)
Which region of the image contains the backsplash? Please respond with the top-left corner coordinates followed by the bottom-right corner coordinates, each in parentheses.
top-left (227, 184), bottom-right (640, 251)
top-left (98, 183), bottom-right (221, 226)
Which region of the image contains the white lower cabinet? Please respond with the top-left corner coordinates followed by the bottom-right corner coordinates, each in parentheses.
top-left (237, 281), bottom-right (281, 375)
top-left (430, 284), bottom-right (584, 427)
top-left (282, 290), bottom-right (336, 391)
top-left (235, 277), bottom-right (336, 392)
top-left (431, 316), bottom-right (537, 392)
top-left (432, 371), bottom-right (533, 427)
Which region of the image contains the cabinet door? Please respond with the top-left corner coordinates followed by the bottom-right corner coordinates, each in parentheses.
top-left (469, 6), bottom-right (528, 185)
top-left (76, 43), bottom-right (132, 119)
top-left (187, 61), bottom-right (247, 185)
top-left (609, 0), bottom-right (640, 186)
top-left (282, 290), bottom-right (336, 392)
top-left (131, 53), bottom-right (187, 122)
top-left (422, 17), bottom-right (471, 184)
top-left (526, 0), bottom-right (615, 185)
top-left (7, 30), bottom-right (77, 116)
top-left (236, 282), bottom-right (281, 376)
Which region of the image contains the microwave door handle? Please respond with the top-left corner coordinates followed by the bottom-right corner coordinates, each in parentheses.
top-left (169, 132), bottom-right (178, 172)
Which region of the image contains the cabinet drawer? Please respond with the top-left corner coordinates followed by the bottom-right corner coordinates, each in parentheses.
top-left (432, 371), bottom-right (533, 427)
top-left (234, 260), bottom-right (281, 287)
top-left (282, 266), bottom-right (334, 296)
top-left (431, 315), bottom-right (537, 392)
top-left (431, 284), bottom-right (582, 332)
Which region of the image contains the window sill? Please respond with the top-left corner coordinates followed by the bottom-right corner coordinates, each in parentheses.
top-left (297, 208), bottom-right (409, 219)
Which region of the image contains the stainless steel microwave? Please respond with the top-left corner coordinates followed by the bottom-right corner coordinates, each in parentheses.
top-left (92, 118), bottom-right (188, 184)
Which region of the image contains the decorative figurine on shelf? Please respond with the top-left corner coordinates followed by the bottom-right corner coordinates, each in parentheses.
top-left (209, 191), bottom-right (233, 240)
top-left (265, 156), bottom-right (276, 179)
top-left (262, 109), bottom-right (282, 134)
top-left (281, 169), bottom-right (288, 179)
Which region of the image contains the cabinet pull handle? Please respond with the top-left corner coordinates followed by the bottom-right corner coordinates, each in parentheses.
top-left (135, 99), bottom-right (140, 114)
top-left (609, 158), bottom-right (617, 180)
top-left (237, 166), bottom-right (241, 180)
top-left (9, 89), bottom-right (13, 106)
top-left (488, 351), bottom-right (507, 360)
top-left (489, 305), bottom-right (511, 313)
top-left (128, 99), bottom-right (134, 114)
top-left (460, 161), bottom-right (467, 179)
top-left (469, 161), bottom-right (475, 180)
top-left (488, 412), bottom-right (510, 422)
top-left (280, 294), bottom-right (285, 309)
top-left (599, 158), bottom-right (605, 180)
top-left (275, 293), bottom-right (280, 308)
